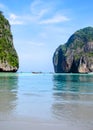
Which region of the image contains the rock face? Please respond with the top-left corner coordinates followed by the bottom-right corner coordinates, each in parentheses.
top-left (0, 11), bottom-right (19, 72)
top-left (53, 27), bottom-right (93, 73)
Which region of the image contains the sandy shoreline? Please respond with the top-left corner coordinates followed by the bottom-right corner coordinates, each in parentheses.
top-left (0, 121), bottom-right (82, 130)
top-left (0, 117), bottom-right (87, 130)
top-left (0, 116), bottom-right (65, 130)
top-left (0, 121), bottom-right (64, 130)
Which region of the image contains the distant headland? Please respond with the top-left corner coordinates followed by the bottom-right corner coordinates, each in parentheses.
top-left (53, 27), bottom-right (93, 73)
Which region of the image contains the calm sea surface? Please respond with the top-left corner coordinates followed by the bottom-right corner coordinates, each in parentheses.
top-left (0, 73), bottom-right (93, 129)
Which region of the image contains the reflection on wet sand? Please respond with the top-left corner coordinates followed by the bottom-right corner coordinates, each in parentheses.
top-left (52, 74), bottom-right (93, 127)
top-left (0, 74), bottom-right (18, 120)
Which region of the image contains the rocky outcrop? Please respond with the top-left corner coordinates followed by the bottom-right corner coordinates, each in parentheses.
top-left (0, 11), bottom-right (19, 72)
top-left (53, 27), bottom-right (93, 73)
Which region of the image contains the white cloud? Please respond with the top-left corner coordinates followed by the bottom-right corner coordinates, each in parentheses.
top-left (10, 20), bottom-right (24, 25)
top-left (39, 14), bottom-right (69, 24)
top-left (30, 0), bottom-right (40, 13)
top-left (7, 1), bottom-right (70, 26)
top-left (8, 9), bottom-right (48, 25)
top-left (30, 0), bottom-right (50, 20)
top-left (9, 13), bottom-right (24, 25)
top-left (30, 1), bottom-right (70, 25)
top-left (10, 14), bottom-right (17, 20)
top-left (30, 0), bottom-right (45, 14)
top-left (37, 9), bottom-right (48, 18)
top-left (0, 4), bottom-right (24, 25)
top-left (8, 12), bottom-right (44, 25)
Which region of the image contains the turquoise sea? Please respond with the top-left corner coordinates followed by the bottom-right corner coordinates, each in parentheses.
top-left (0, 73), bottom-right (93, 129)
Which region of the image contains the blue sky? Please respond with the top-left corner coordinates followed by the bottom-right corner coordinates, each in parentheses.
top-left (0, 0), bottom-right (93, 72)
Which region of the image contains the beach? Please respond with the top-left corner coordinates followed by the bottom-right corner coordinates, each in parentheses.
top-left (0, 117), bottom-right (88, 130)
top-left (0, 120), bottom-right (66, 130)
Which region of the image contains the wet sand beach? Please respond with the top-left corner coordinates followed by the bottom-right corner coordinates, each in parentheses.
top-left (0, 118), bottom-right (88, 130)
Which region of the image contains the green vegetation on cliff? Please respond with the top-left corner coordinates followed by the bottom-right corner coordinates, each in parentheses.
top-left (67, 27), bottom-right (93, 46)
top-left (0, 11), bottom-right (19, 72)
top-left (62, 27), bottom-right (93, 56)
top-left (53, 27), bottom-right (93, 73)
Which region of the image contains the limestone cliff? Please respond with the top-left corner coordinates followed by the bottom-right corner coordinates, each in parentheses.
top-left (53, 27), bottom-right (93, 73)
top-left (0, 11), bottom-right (19, 72)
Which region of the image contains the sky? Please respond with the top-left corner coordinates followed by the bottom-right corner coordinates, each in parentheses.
top-left (0, 0), bottom-right (93, 72)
